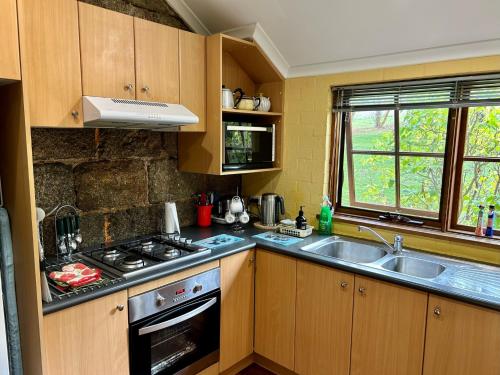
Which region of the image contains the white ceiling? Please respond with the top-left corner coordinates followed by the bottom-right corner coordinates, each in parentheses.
top-left (169, 0), bottom-right (500, 77)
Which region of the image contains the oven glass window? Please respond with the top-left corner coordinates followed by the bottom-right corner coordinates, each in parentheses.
top-left (130, 292), bottom-right (220, 375)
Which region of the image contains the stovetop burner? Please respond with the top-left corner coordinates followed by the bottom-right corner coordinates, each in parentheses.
top-left (163, 247), bottom-right (181, 259)
top-left (121, 255), bottom-right (145, 269)
top-left (78, 235), bottom-right (210, 279)
top-left (102, 248), bottom-right (122, 261)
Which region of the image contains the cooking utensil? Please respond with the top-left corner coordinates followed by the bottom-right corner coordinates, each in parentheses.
top-left (36, 207), bottom-right (52, 303)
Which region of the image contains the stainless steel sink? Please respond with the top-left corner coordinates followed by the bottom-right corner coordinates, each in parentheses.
top-left (301, 239), bottom-right (387, 264)
top-left (381, 256), bottom-right (446, 279)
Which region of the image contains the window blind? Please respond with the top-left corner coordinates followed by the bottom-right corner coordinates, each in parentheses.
top-left (333, 73), bottom-right (500, 112)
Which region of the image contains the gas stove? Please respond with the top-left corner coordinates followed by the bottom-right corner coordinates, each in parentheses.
top-left (77, 235), bottom-right (210, 279)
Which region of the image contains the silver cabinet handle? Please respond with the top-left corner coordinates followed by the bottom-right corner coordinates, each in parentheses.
top-left (358, 287), bottom-right (366, 295)
top-left (139, 297), bottom-right (217, 336)
top-left (433, 306), bottom-right (441, 317)
top-left (125, 83), bottom-right (134, 91)
top-left (340, 281), bottom-right (349, 288)
top-left (116, 304), bottom-right (124, 311)
top-left (71, 110), bottom-right (79, 118)
top-left (142, 85), bottom-right (150, 92)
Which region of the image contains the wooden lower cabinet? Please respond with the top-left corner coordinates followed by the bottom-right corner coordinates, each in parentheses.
top-left (295, 261), bottom-right (354, 375)
top-left (254, 250), bottom-right (297, 370)
top-left (350, 276), bottom-right (427, 375)
top-left (423, 295), bottom-right (500, 375)
top-left (220, 250), bottom-right (255, 372)
top-left (196, 362), bottom-right (219, 375)
top-left (43, 291), bottom-right (129, 375)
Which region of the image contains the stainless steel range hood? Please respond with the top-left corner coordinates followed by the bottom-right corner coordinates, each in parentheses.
top-left (83, 96), bottom-right (199, 131)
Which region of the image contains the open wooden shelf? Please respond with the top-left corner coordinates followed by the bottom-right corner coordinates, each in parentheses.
top-left (222, 108), bottom-right (282, 116)
top-left (179, 33), bottom-right (284, 175)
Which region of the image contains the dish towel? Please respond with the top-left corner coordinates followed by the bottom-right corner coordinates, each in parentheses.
top-left (0, 208), bottom-right (23, 375)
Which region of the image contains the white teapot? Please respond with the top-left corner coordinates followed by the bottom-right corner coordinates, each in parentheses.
top-left (256, 93), bottom-right (271, 112)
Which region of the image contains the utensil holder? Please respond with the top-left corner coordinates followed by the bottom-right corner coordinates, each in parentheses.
top-left (197, 205), bottom-right (213, 227)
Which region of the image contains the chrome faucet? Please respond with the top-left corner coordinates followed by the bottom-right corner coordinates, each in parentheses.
top-left (358, 225), bottom-right (403, 255)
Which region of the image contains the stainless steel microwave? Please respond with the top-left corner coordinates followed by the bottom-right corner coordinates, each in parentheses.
top-left (223, 121), bottom-right (275, 171)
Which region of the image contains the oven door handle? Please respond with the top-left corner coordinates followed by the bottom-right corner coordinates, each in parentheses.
top-left (138, 297), bottom-right (217, 336)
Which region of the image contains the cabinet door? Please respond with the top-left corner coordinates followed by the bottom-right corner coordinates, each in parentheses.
top-left (79, 2), bottom-right (135, 99)
top-left (0, 0), bottom-right (20, 81)
top-left (179, 30), bottom-right (206, 132)
top-left (295, 261), bottom-right (354, 375)
top-left (254, 250), bottom-right (296, 370)
top-left (351, 276), bottom-right (427, 375)
top-left (18, 0), bottom-right (82, 126)
top-left (43, 291), bottom-right (129, 374)
top-left (423, 295), bottom-right (500, 375)
top-left (135, 18), bottom-right (179, 103)
top-left (220, 250), bottom-right (255, 372)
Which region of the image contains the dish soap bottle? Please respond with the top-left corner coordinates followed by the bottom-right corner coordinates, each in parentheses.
top-left (318, 196), bottom-right (333, 235)
top-left (296, 206), bottom-right (307, 230)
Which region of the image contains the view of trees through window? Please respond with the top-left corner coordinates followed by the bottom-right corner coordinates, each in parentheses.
top-left (341, 106), bottom-right (499, 228)
top-left (459, 106), bottom-right (499, 227)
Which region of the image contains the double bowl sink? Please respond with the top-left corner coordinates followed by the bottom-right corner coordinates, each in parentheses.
top-left (301, 237), bottom-right (446, 280)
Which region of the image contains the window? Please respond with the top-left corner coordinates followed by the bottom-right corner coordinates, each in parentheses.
top-left (453, 106), bottom-right (500, 231)
top-left (332, 74), bottom-right (500, 236)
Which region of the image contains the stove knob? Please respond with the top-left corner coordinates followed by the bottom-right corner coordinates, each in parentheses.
top-left (174, 235), bottom-right (180, 242)
top-left (193, 284), bottom-right (203, 293)
top-left (156, 294), bottom-right (167, 306)
top-left (186, 239), bottom-right (193, 245)
top-left (180, 237), bottom-right (187, 244)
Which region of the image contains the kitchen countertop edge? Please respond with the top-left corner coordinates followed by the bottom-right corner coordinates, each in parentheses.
top-left (43, 225), bottom-right (500, 315)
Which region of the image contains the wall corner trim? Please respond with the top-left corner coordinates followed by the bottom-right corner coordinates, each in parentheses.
top-left (165, 0), bottom-right (211, 35)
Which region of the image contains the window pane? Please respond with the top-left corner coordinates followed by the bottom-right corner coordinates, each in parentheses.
top-left (458, 161), bottom-right (500, 227)
top-left (400, 156), bottom-right (444, 215)
top-left (352, 154), bottom-right (396, 207)
top-left (351, 111), bottom-right (394, 151)
top-left (464, 106), bottom-right (500, 157)
top-left (399, 108), bottom-right (449, 153)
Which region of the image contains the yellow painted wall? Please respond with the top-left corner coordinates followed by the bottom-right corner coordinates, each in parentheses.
top-left (243, 55), bottom-right (500, 264)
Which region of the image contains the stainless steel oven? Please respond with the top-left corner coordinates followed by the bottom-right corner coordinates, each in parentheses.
top-left (129, 268), bottom-right (220, 375)
top-left (223, 121), bottom-right (275, 171)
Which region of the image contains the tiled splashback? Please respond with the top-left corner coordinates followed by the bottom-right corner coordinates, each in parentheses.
top-left (32, 129), bottom-right (240, 254)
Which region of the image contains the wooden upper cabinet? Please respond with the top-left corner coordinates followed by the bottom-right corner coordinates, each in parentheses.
top-left (79, 2), bottom-right (135, 99)
top-left (295, 261), bottom-right (354, 375)
top-left (424, 295), bottom-right (500, 375)
top-left (135, 18), bottom-right (179, 103)
top-left (254, 250), bottom-right (296, 370)
top-left (350, 276), bottom-right (427, 375)
top-left (18, 0), bottom-right (82, 126)
top-left (0, 0), bottom-right (20, 81)
top-left (43, 291), bottom-right (129, 374)
top-left (179, 30), bottom-right (206, 132)
top-left (220, 250), bottom-right (255, 372)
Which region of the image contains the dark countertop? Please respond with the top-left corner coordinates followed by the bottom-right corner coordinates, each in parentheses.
top-left (43, 224), bottom-right (500, 315)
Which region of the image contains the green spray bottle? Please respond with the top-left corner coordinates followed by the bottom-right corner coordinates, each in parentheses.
top-left (318, 196), bottom-right (333, 235)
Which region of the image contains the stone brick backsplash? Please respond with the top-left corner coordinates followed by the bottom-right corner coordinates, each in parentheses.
top-left (80, 0), bottom-right (190, 30)
top-left (31, 1), bottom-right (239, 254)
top-left (32, 129), bottom-right (240, 254)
